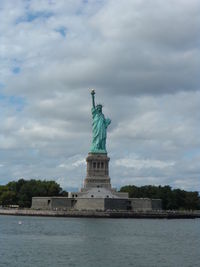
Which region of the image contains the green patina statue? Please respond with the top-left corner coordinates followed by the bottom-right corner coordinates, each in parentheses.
top-left (90, 89), bottom-right (111, 154)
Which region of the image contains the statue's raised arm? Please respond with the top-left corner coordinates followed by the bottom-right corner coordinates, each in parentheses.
top-left (90, 90), bottom-right (111, 154)
top-left (91, 89), bottom-right (95, 109)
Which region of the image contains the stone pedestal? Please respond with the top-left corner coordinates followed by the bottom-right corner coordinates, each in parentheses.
top-left (83, 153), bottom-right (111, 189)
top-left (69, 152), bottom-right (129, 199)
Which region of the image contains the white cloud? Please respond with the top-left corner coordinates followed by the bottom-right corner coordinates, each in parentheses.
top-left (115, 157), bottom-right (175, 170)
top-left (59, 155), bottom-right (85, 170)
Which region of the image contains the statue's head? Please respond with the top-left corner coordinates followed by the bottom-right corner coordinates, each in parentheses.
top-left (96, 104), bottom-right (103, 113)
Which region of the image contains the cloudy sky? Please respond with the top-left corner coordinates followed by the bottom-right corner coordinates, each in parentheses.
top-left (0, 0), bottom-right (199, 192)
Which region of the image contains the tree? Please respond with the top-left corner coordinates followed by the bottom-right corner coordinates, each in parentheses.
top-left (0, 191), bottom-right (17, 206)
top-left (0, 179), bottom-right (67, 208)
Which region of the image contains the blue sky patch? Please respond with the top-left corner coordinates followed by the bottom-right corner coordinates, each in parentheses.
top-left (9, 96), bottom-right (25, 111)
top-left (16, 11), bottom-right (54, 24)
top-left (0, 93), bottom-right (25, 112)
top-left (12, 67), bottom-right (21, 74)
top-left (0, 83), bottom-right (4, 90)
top-left (184, 149), bottom-right (200, 160)
top-left (55, 26), bottom-right (67, 37)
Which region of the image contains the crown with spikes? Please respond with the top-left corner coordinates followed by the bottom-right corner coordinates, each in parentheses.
top-left (96, 103), bottom-right (103, 108)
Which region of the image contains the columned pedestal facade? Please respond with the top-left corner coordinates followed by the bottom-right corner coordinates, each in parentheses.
top-left (84, 153), bottom-right (111, 189)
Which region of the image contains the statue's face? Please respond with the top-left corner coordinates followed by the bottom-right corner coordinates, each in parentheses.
top-left (97, 106), bottom-right (102, 113)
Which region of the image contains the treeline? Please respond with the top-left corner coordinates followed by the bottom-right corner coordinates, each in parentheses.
top-left (120, 185), bottom-right (200, 210)
top-left (0, 179), bottom-right (68, 208)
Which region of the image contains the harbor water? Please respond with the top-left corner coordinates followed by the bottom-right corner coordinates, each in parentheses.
top-left (0, 215), bottom-right (200, 267)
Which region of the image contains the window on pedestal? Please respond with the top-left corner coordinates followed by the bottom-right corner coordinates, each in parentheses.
top-left (97, 162), bottom-right (100, 168)
top-left (101, 162), bottom-right (104, 168)
top-left (93, 162), bottom-right (96, 169)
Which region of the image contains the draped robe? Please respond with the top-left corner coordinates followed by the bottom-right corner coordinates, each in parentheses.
top-left (91, 107), bottom-right (111, 153)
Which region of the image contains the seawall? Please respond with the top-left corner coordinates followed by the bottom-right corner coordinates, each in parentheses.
top-left (0, 209), bottom-right (200, 219)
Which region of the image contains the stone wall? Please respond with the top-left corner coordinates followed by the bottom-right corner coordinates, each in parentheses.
top-left (74, 198), bottom-right (105, 211)
top-left (32, 197), bottom-right (162, 211)
top-left (130, 198), bottom-right (162, 211)
top-left (113, 192), bottom-right (129, 198)
top-left (32, 197), bottom-right (51, 210)
top-left (130, 198), bottom-right (152, 211)
top-left (104, 198), bottom-right (131, 211)
top-left (32, 197), bottom-right (75, 210)
top-left (51, 198), bottom-right (75, 210)
top-left (1, 208), bottom-right (199, 218)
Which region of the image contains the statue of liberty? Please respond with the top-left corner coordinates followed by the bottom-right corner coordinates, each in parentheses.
top-left (90, 89), bottom-right (111, 153)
